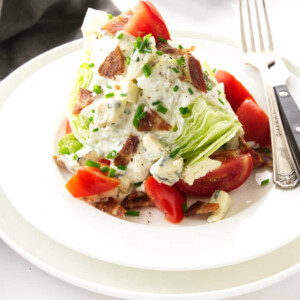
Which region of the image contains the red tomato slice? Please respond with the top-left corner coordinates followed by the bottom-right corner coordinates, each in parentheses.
top-left (66, 166), bottom-right (120, 198)
top-left (124, 1), bottom-right (170, 40)
top-left (236, 98), bottom-right (271, 147)
top-left (176, 150), bottom-right (253, 196)
top-left (144, 176), bottom-right (186, 223)
top-left (66, 120), bottom-right (72, 134)
top-left (215, 70), bottom-right (256, 112)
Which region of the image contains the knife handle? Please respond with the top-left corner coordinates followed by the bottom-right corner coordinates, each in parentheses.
top-left (274, 85), bottom-right (300, 172)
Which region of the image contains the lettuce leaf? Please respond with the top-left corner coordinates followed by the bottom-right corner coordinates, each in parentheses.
top-left (172, 95), bottom-right (242, 166)
top-left (58, 133), bottom-right (83, 155)
top-left (67, 61), bottom-right (93, 144)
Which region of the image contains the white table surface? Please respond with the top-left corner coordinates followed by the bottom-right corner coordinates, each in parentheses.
top-left (1, 0), bottom-right (300, 299)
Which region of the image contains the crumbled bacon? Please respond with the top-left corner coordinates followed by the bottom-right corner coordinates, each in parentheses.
top-left (178, 75), bottom-right (188, 82)
top-left (121, 190), bottom-right (154, 209)
top-left (255, 148), bottom-right (273, 168)
top-left (138, 107), bottom-right (172, 132)
top-left (73, 88), bottom-right (94, 115)
top-left (187, 54), bottom-right (207, 93)
top-left (185, 201), bottom-right (219, 217)
top-left (156, 41), bottom-right (195, 55)
top-left (95, 197), bottom-right (126, 218)
top-left (114, 135), bottom-right (140, 167)
top-left (101, 10), bottom-right (133, 34)
top-left (98, 46), bottom-right (125, 79)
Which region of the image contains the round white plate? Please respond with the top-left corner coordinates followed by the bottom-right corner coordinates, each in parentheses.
top-left (0, 184), bottom-right (300, 299)
top-left (0, 32), bottom-right (299, 271)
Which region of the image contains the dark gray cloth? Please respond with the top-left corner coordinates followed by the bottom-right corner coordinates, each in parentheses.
top-left (0, 0), bottom-right (120, 79)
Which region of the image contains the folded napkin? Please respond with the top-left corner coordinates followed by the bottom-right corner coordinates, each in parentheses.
top-left (0, 0), bottom-right (120, 79)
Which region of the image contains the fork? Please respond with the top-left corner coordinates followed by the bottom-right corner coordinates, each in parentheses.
top-left (239, 0), bottom-right (300, 188)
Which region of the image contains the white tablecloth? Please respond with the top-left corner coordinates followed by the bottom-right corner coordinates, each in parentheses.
top-left (1, 0), bottom-right (299, 299)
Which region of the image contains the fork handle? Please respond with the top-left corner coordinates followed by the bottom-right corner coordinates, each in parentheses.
top-left (274, 85), bottom-right (300, 171)
top-left (260, 70), bottom-right (299, 188)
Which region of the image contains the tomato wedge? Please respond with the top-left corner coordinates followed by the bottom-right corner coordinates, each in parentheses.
top-left (215, 70), bottom-right (256, 112)
top-left (124, 1), bottom-right (170, 40)
top-left (144, 176), bottom-right (186, 223)
top-left (66, 166), bottom-right (120, 198)
top-left (236, 98), bottom-right (271, 147)
top-left (176, 150), bottom-right (253, 196)
top-left (65, 120), bottom-right (72, 134)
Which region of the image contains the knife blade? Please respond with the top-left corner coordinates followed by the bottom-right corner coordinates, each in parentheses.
top-left (268, 56), bottom-right (300, 173)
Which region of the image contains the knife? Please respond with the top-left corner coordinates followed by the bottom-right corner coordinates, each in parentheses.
top-left (269, 57), bottom-right (300, 174)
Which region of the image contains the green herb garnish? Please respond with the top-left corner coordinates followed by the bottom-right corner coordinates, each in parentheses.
top-left (108, 167), bottom-right (116, 177)
top-left (89, 116), bottom-right (94, 122)
top-left (188, 88), bottom-right (194, 95)
top-left (138, 34), bottom-right (152, 53)
top-left (125, 210), bottom-right (140, 216)
top-left (136, 36), bottom-right (142, 48)
top-left (117, 165), bottom-right (127, 170)
top-left (88, 63), bottom-right (94, 68)
top-left (170, 148), bottom-right (180, 158)
top-left (105, 92), bottom-right (115, 99)
top-left (172, 67), bottom-right (179, 73)
top-left (134, 181), bottom-right (143, 187)
top-left (152, 100), bottom-right (161, 106)
top-left (126, 56), bottom-right (131, 65)
top-left (183, 203), bottom-right (188, 213)
top-left (133, 105), bottom-right (144, 129)
top-left (179, 107), bottom-right (190, 115)
top-left (107, 150), bottom-right (117, 159)
top-left (157, 36), bottom-right (167, 43)
top-left (173, 85), bottom-right (179, 92)
top-left (157, 105), bottom-right (168, 114)
top-left (73, 154), bottom-right (78, 161)
top-left (117, 32), bottom-right (124, 39)
top-left (85, 160), bottom-right (100, 168)
top-left (156, 50), bottom-right (163, 56)
top-left (176, 56), bottom-right (185, 65)
top-left (261, 178), bottom-right (270, 186)
top-left (178, 44), bottom-right (184, 49)
top-left (100, 166), bottom-right (109, 173)
top-left (218, 97), bottom-right (225, 105)
top-left (108, 13), bottom-right (113, 20)
top-left (93, 85), bottom-right (102, 94)
top-left (121, 93), bottom-right (127, 97)
top-left (93, 128), bottom-right (99, 132)
top-left (106, 85), bottom-right (112, 89)
top-left (142, 64), bottom-right (151, 78)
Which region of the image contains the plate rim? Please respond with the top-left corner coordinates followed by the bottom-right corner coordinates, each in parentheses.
top-left (0, 31), bottom-right (299, 272)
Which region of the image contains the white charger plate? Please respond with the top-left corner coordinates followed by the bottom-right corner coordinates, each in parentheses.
top-left (0, 183), bottom-right (300, 299)
top-left (0, 32), bottom-right (299, 271)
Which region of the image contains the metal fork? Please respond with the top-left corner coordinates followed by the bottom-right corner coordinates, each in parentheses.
top-left (239, 0), bottom-right (300, 188)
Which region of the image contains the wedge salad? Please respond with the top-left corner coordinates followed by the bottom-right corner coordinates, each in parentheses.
top-left (54, 1), bottom-right (272, 223)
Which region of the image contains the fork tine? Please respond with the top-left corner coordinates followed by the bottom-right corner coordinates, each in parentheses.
top-left (246, 0), bottom-right (256, 52)
top-left (239, 0), bottom-right (248, 53)
top-left (262, 0), bottom-right (274, 52)
top-left (254, 0), bottom-right (265, 52)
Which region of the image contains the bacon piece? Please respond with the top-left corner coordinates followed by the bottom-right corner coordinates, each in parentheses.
top-left (114, 135), bottom-right (140, 167)
top-left (156, 41), bottom-right (195, 55)
top-left (187, 54), bottom-right (207, 93)
top-left (73, 88), bottom-right (94, 115)
top-left (185, 201), bottom-right (219, 217)
top-left (255, 148), bottom-right (273, 168)
top-left (101, 10), bottom-right (133, 34)
top-left (138, 107), bottom-right (172, 132)
top-left (178, 75), bottom-right (188, 82)
top-left (98, 46), bottom-right (125, 79)
top-left (121, 190), bottom-right (154, 209)
top-left (95, 197), bottom-right (126, 218)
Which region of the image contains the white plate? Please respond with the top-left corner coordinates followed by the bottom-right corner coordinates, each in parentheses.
top-left (0, 32), bottom-right (299, 271)
top-left (0, 183), bottom-right (300, 299)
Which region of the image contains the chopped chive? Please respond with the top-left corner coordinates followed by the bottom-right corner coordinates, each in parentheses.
top-left (170, 148), bottom-right (180, 158)
top-left (93, 85), bottom-right (102, 94)
top-left (178, 44), bottom-right (184, 49)
top-left (213, 68), bottom-right (217, 73)
top-left (126, 56), bottom-right (131, 65)
top-left (142, 64), bottom-right (151, 78)
top-left (121, 93), bottom-right (127, 97)
top-left (172, 67), bottom-right (179, 73)
top-left (73, 154), bottom-right (78, 160)
top-left (179, 107), bottom-right (190, 115)
top-left (106, 150), bottom-right (117, 159)
top-left (133, 105), bottom-right (144, 129)
top-left (217, 89), bottom-right (221, 95)
top-left (218, 97), bottom-right (225, 105)
top-left (136, 36), bottom-right (142, 48)
top-left (263, 147), bottom-right (271, 153)
top-left (93, 128), bottom-right (99, 132)
top-left (261, 178), bottom-right (270, 186)
top-left (117, 165), bottom-right (127, 170)
top-left (156, 50), bottom-right (163, 56)
top-left (137, 111), bottom-right (146, 122)
top-left (157, 104), bottom-right (168, 114)
top-left (108, 167), bottom-right (116, 177)
top-left (188, 88), bottom-right (194, 95)
top-left (88, 63), bottom-right (94, 68)
top-left (125, 210), bottom-right (140, 216)
top-left (108, 13), bottom-right (113, 20)
top-left (100, 166), bottom-right (109, 173)
top-left (134, 181), bottom-right (143, 187)
top-left (176, 56), bottom-right (185, 65)
top-left (157, 36), bottom-right (167, 43)
top-left (138, 33), bottom-right (152, 53)
top-left (143, 48), bottom-right (152, 53)
top-left (173, 85), bottom-right (179, 92)
top-left (206, 82), bottom-right (213, 91)
top-left (91, 109), bottom-right (95, 113)
top-left (85, 160), bottom-right (100, 168)
top-left (183, 203), bottom-right (188, 213)
top-left (89, 116), bottom-right (94, 122)
top-left (117, 32), bottom-right (124, 39)
top-left (152, 100), bottom-right (161, 106)
top-left (106, 85), bottom-right (112, 89)
top-left (105, 92), bottom-right (115, 99)
top-left (205, 70), bottom-right (209, 75)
